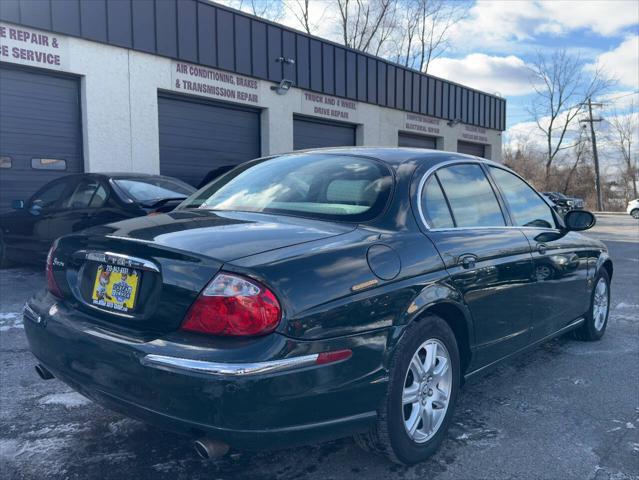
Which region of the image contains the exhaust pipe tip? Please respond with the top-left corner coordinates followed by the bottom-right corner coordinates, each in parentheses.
top-left (35, 364), bottom-right (54, 380)
top-left (194, 438), bottom-right (230, 460)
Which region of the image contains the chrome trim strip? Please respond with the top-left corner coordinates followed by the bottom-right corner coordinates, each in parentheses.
top-left (141, 353), bottom-right (320, 376)
top-left (83, 250), bottom-right (160, 272)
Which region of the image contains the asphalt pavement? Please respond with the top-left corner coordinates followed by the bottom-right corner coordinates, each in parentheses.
top-left (1, 213), bottom-right (638, 480)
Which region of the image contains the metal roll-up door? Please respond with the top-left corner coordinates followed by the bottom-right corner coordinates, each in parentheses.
top-left (158, 94), bottom-right (261, 187)
top-left (457, 140), bottom-right (486, 158)
top-left (398, 132), bottom-right (437, 149)
top-left (293, 115), bottom-right (356, 150)
top-left (0, 65), bottom-right (83, 211)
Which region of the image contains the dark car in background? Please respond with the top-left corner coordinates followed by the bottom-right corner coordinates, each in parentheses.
top-left (0, 173), bottom-right (194, 267)
top-left (24, 149), bottom-right (612, 465)
top-left (543, 191), bottom-right (585, 215)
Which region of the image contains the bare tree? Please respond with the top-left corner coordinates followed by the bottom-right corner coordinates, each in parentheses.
top-left (562, 127), bottom-right (591, 194)
top-left (606, 103), bottom-right (638, 199)
top-left (385, 0), bottom-right (467, 72)
top-left (228, 0), bottom-right (285, 22)
top-left (527, 50), bottom-right (613, 188)
top-left (336, 0), bottom-right (395, 53)
top-left (283, 0), bottom-right (313, 34)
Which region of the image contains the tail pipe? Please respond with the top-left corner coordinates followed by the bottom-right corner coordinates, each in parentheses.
top-left (35, 364), bottom-right (55, 380)
top-left (194, 438), bottom-right (230, 460)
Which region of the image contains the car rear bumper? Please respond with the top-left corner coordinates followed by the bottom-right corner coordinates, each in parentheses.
top-left (23, 291), bottom-right (388, 450)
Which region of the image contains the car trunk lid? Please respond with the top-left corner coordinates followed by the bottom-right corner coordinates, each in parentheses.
top-left (49, 210), bottom-right (354, 337)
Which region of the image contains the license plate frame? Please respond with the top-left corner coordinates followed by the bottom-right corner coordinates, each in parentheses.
top-left (91, 264), bottom-right (140, 313)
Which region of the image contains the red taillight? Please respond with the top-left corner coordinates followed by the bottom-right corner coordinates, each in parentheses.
top-left (181, 273), bottom-right (281, 336)
top-left (46, 243), bottom-right (63, 298)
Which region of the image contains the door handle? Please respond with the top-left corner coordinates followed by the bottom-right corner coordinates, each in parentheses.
top-left (537, 244), bottom-right (547, 255)
top-left (459, 254), bottom-right (477, 269)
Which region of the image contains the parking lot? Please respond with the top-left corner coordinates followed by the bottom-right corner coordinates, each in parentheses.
top-left (1, 213), bottom-right (637, 480)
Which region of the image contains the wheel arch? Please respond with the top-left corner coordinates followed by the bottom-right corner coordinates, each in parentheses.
top-left (395, 282), bottom-right (474, 377)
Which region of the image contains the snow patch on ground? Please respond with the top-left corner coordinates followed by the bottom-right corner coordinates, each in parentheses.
top-left (107, 418), bottom-right (144, 436)
top-left (615, 303), bottom-right (639, 310)
top-left (38, 392), bottom-right (91, 408)
top-left (0, 311), bottom-right (23, 331)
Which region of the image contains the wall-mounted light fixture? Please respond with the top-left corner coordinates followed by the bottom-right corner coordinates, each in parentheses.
top-left (447, 118), bottom-right (462, 127)
top-left (271, 79), bottom-right (293, 95)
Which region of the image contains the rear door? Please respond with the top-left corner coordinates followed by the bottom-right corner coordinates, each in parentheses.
top-left (48, 177), bottom-right (117, 242)
top-left (419, 163), bottom-right (535, 369)
top-left (487, 166), bottom-right (590, 340)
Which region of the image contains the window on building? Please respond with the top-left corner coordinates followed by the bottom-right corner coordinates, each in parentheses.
top-left (436, 164), bottom-right (505, 227)
top-left (31, 158), bottom-right (67, 170)
top-left (489, 167), bottom-right (555, 229)
top-left (0, 156), bottom-right (11, 169)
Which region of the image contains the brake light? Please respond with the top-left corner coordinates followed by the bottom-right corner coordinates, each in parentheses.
top-left (181, 273), bottom-right (281, 336)
top-left (46, 243), bottom-right (63, 298)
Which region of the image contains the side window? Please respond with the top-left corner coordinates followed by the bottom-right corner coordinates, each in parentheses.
top-left (421, 175), bottom-right (454, 228)
top-left (489, 167), bottom-right (555, 229)
top-left (62, 180), bottom-right (105, 209)
top-left (30, 181), bottom-right (68, 209)
top-left (436, 164), bottom-right (505, 227)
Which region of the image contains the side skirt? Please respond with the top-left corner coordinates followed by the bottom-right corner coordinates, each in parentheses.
top-left (464, 316), bottom-right (585, 380)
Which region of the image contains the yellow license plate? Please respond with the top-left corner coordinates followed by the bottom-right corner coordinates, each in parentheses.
top-left (91, 264), bottom-right (140, 312)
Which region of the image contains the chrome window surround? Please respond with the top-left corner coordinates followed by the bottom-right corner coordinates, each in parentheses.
top-left (140, 353), bottom-right (325, 377)
top-left (415, 158), bottom-right (557, 232)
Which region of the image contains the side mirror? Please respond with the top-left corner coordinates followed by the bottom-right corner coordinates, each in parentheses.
top-left (11, 200), bottom-right (24, 210)
top-left (564, 210), bottom-right (596, 231)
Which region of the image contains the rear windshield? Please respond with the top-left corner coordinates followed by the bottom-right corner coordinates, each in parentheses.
top-left (114, 177), bottom-right (195, 204)
top-left (179, 154), bottom-right (393, 222)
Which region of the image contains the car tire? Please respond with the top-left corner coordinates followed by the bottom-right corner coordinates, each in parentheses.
top-left (573, 269), bottom-right (611, 341)
top-left (631, 209), bottom-right (639, 220)
top-left (355, 314), bottom-right (460, 464)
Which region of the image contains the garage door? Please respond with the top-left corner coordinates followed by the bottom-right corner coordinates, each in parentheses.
top-left (457, 141), bottom-right (486, 158)
top-left (398, 132), bottom-right (437, 149)
top-left (293, 116), bottom-right (356, 150)
top-left (0, 66), bottom-right (82, 211)
top-left (158, 94), bottom-right (261, 187)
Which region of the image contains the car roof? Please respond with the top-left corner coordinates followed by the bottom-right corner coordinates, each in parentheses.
top-left (286, 147), bottom-right (497, 170)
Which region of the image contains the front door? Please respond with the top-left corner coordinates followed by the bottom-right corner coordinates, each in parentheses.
top-left (486, 166), bottom-right (590, 341)
top-left (419, 164), bottom-right (535, 369)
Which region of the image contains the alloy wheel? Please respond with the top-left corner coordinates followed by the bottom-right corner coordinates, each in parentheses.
top-left (593, 277), bottom-right (609, 331)
top-left (402, 338), bottom-right (452, 443)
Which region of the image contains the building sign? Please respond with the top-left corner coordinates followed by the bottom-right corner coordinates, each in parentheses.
top-left (0, 23), bottom-right (68, 69)
top-left (172, 62), bottom-right (260, 105)
top-left (301, 92), bottom-right (358, 122)
top-left (404, 113), bottom-right (440, 135)
top-left (461, 125), bottom-right (488, 143)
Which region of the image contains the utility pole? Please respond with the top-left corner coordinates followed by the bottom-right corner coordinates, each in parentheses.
top-left (580, 98), bottom-right (604, 211)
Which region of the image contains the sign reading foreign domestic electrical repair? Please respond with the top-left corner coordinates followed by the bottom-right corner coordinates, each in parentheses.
top-left (0, 23), bottom-right (68, 69)
top-left (172, 62), bottom-right (260, 105)
top-left (404, 113), bottom-right (440, 135)
top-left (461, 125), bottom-right (488, 143)
top-left (301, 92), bottom-right (359, 122)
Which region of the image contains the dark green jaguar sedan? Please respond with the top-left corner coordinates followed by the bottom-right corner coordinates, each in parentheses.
top-left (23, 148), bottom-right (612, 464)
